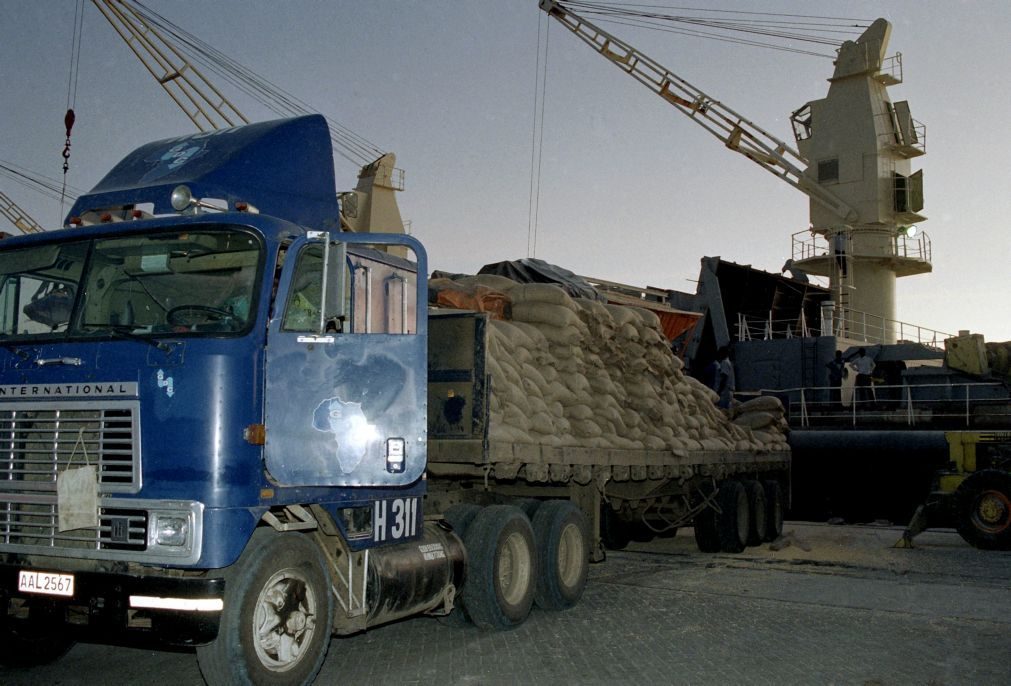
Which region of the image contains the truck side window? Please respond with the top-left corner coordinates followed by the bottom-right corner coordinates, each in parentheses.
top-left (349, 256), bottom-right (417, 335)
top-left (282, 245), bottom-right (323, 332)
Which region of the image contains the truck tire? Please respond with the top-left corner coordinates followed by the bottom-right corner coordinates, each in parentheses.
top-left (512, 497), bottom-right (543, 519)
top-left (443, 503), bottom-right (482, 537)
top-left (439, 503), bottom-right (482, 627)
top-left (693, 507), bottom-right (721, 553)
top-left (0, 603), bottom-right (74, 667)
top-left (461, 505), bottom-right (536, 630)
top-left (954, 470), bottom-right (1011, 550)
top-left (627, 519), bottom-right (656, 543)
top-left (763, 480), bottom-right (784, 542)
top-left (716, 480), bottom-right (749, 554)
top-left (601, 506), bottom-right (631, 551)
top-left (743, 480), bottom-right (767, 546)
top-left (531, 500), bottom-right (590, 610)
top-left (196, 528), bottom-right (333, 686)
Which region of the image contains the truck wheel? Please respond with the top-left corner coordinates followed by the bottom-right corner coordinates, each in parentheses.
top-left (601, 506), bottom-right (631, 550)
top-left (693, 507), bottom-right (721, 553)
top-left (743, 480), bottom-right (767, 546)
top-left (954, 470), bottom-right (1011, 550)
top-left (532, 500), bottom-right (590, 610)
top-left (627, 519), bottom-right (656, 543)
top-left (443, 503), bottom-right (482, 537)
top-left (461, 505), bottom-right (536, 630)
top-left (0, 604), bottom-right (74, 667)
top-left (196, 529), bottom-right (333, 686)
top-left (439, 503), bottom-right (482, 627)
top-left (512, 497), bottom-right (543, 519)
top-left (716, 480), bottom-right (749, 554)
top-left (763, 480), bottom-right (785, 542)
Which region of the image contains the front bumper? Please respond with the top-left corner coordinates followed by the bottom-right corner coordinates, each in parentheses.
top-left (0, 561), bottom-right (224, 646)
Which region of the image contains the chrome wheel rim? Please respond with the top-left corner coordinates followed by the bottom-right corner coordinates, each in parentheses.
top-left (252, 568), bottom-right (318, 672)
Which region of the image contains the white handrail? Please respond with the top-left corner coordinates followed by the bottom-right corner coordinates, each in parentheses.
top-left (761, 381), bottom-right (1008, 428)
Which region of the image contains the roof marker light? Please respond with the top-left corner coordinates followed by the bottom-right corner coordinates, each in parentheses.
top-left (171, 185), bottom-right (194, 212)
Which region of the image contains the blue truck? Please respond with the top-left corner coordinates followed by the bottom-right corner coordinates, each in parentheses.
top-left (0, 116), bottom-right (790, 685)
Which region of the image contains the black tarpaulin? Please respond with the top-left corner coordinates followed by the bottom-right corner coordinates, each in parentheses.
top-left (477, 258), bottom-right (606, 302)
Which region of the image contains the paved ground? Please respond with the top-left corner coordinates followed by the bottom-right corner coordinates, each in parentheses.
top-left (2, 523), bottom-right (1009, 685)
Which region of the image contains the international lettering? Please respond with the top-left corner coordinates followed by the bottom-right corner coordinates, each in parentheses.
top-left (0, 383), bottom-right (137, 398)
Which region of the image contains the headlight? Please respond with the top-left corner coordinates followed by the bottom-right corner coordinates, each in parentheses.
top-left (151, 513), bottom-right (189, 547)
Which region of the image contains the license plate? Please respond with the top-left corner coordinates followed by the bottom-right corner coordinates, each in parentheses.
top-left (18, 570), bottom-right (75, 597)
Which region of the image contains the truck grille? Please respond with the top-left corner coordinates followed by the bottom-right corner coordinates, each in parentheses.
top-left (0, 498), bottom-right (147, 551)
top-left (0, 402), bottom-right (140, 493)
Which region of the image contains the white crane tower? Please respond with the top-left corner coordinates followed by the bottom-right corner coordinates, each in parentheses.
top-left (540, 1), bottom-right (931, 343)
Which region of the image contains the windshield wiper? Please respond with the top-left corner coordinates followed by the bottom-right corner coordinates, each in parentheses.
top-left (85, 324), bottom-right (171, 352)
top-left (0, 339), bottom-right (30, 360)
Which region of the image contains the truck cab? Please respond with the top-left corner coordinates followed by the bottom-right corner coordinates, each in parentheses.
top-left (0, 116), bottom-right (464, 683)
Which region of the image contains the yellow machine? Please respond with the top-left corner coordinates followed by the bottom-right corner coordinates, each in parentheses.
top-left (896, 431), bottom-right (1011, 549)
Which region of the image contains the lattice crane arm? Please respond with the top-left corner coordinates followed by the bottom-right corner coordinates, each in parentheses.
top-left (0, 191), bottom-right (46, 234)
top-left (91, 0), bottom-right (406, 236)
top-left (91, 0), bottom-right (248, 132)
top-left (539, 0), bottom-right (858, 223)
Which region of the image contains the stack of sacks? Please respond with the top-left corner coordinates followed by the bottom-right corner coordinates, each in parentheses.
top-left (731, 396), bottom-right (790, 450)
top-left (430, 275), bottom-right (787, 453)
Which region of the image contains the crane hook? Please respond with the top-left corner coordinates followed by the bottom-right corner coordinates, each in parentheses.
top-left (62, 108), bottom-right (76, 173)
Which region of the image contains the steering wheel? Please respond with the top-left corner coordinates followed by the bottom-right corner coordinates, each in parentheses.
top-left (166, 304), bottom-right (234, 328)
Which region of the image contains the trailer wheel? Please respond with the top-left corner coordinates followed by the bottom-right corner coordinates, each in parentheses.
top-left (601, 506), bottom-right (631, 551)
top-left (743, 480), bottom-right (767, 546)
top-left (196, 529), bottom-right (333, 686)
top-left (627, 519), bottom-right (656, 543)
top-left (954, 470), bottom-right (1011, 551)
top-left (461, 505), bottom-right (536, 630)
top-left (532, 500), bottom-right (590, 610)
top-left (716, 480), bottom-right (749, 554)
top-left (513, 498), bottom-right (543, 519)
top-left (0, 603), bottom-right (74, 667)
top-left (693, 506), bottom-right (721, 553)
top-left (763, 480), bottom-right (785, 542)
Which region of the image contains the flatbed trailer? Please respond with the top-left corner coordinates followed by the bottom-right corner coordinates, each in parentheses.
top-left (424, 310), bottom-right (791, 559)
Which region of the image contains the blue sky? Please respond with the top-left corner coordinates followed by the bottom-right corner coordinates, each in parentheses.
top-left (3, 0), bottom-right (1010, 339)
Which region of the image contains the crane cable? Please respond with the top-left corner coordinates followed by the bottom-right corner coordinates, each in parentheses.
top-left (559, 1), bottom-right (871, 58)
top-left (0, 160), bottom-right (85, 202)
top-left (125, 0), bottom-right (386, 170)
top-left (61, 0), bottom-right (86, 223)
top-left (527, 13), bottom-right (551, 259)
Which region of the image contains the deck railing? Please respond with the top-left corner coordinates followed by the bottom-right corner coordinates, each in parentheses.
top-left (760, 382), bottom-right (1010, 428)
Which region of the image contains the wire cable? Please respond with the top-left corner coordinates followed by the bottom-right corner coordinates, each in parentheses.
top-left (61, 0), bottom-right (86, 223)
top-left (559, 1), bottom-right (872, 58)
top-left (527, 12), bottom-right (549, 259)
top-left (127, 1), bottom-right (386, 169)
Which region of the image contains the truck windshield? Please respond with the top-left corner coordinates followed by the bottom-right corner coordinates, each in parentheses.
top-left (0, 228), bottom-right (261, 341)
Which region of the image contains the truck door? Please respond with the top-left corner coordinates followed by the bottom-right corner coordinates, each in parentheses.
top-left (263, 232), bottom-right (427, 486)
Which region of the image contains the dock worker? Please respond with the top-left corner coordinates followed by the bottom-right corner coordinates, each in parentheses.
top-left (781, 259), bottom-right (810, 283)
top-left (849, 348), bottom-right (875, 407)
top-left (832, 230), bottom-right (848, 277)
top-left (715, 346), bottom-right (735, 410)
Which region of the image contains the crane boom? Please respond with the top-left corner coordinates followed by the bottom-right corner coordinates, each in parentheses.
top-left (0, 191), bottom-right (46, 234)
top-left (539, 0), bottom-right (857, 223)
top-left (91, 0), bottom-right (248, 132)
top-left (91, 0), bottom-right (407, 237)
